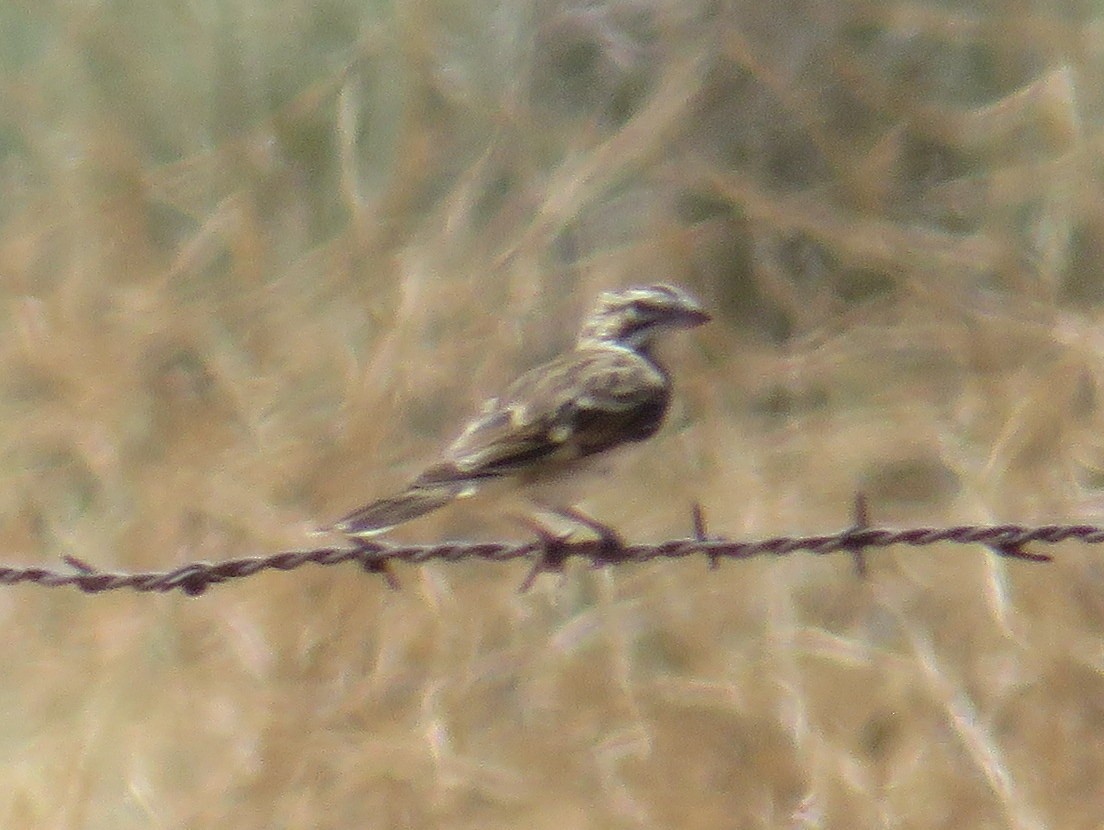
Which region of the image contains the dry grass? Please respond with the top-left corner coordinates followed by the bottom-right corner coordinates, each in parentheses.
top-left (1, 0), bottom-right (1103, 826)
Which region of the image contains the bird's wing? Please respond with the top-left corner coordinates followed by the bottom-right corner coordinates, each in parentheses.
top-left (415, 345), bottom-right (669, 486)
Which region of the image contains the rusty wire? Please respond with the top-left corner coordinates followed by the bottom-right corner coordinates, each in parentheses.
top-left (0, 497), bottom-right (1081, 596)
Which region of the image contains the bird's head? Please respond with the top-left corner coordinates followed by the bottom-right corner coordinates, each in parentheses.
top-left (577, 284), bottom-right (710, 351)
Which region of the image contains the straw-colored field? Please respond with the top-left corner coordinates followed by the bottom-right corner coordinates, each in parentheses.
top-left (1, 1), bottom-right (1102, 827)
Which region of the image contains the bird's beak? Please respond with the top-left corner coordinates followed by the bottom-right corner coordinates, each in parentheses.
top-left (681, 306), bottom-right (711, 327)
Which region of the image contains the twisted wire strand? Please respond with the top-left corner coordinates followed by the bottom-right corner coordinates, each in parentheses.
top-left (0, 500), bottom-right (1083, 596)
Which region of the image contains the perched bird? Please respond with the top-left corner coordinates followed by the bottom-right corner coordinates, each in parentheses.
top-left (330, 283), bottom-right (710, 538)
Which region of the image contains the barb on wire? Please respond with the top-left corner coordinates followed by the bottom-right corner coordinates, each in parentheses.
top-left (0, 500), bottom-right (1076, 597)
top-left (843, 493), bottom-right (871, 577)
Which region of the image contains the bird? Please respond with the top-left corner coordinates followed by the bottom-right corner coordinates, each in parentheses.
top-left (329, 283), bottom-right (710, 538)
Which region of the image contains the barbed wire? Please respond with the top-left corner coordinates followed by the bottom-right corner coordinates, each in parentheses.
top-left (0, 497), bottom-right (1083, 596)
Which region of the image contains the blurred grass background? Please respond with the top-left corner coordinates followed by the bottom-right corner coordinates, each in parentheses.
top-left (1, 0), bottom-right (1103, 827)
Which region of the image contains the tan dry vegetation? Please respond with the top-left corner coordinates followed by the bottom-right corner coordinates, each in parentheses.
top-left (1, 0), bottom-right (1103, 827)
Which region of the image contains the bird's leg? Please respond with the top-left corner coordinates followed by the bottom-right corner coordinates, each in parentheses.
top-left (513, 505), bottom-right (626, 590)
top-left (542, 504), bottom-right (626, 553)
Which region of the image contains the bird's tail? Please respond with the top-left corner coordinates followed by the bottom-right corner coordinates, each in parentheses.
top-left (330, 483), bottom-right (462, 538)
